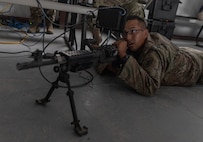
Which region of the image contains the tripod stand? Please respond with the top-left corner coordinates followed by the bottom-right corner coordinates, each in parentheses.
top-left (36, 64), bottom-right (88, 136)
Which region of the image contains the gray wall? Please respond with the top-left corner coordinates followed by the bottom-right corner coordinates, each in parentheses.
top-left (174, 0), bottom-right (203, 37)
top-left (176, 0), bottom-right (202, 17)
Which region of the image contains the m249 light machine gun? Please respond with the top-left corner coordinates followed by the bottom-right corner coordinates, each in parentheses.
top-left (16, 45), bottom-right (117, 136)
top-left (16, 6), bottom-right (127, 136)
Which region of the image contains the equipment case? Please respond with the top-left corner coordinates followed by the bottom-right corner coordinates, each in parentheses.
top-left (148, 0), bottom-right (180, 21)
top-left (148, 20), bottom-right (175, 39)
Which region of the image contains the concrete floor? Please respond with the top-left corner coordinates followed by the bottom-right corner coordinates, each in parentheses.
top-left (0, 27), bottom-right (203, 142)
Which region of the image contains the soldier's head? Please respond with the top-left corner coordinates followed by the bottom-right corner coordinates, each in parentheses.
top-left (122, 15), bottom-right (148, 52)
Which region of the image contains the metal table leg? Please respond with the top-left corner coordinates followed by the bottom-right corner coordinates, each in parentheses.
top-left (196, 25), bottom-right (203, 47)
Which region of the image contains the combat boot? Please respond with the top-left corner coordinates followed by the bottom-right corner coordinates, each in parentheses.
top-left (45, 9), bottom-right (55, 34)
top-left (46, 20), bottom-right (54, 34)
top-left (28, 7), bottom-right (42, 33)
top-left (92, 28), bottom-right (102, 48)
top-left (27, 24), bottom-right (40, 33)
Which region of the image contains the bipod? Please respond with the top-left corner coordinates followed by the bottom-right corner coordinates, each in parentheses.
top-left (36, 64), bottom-right (88, 136)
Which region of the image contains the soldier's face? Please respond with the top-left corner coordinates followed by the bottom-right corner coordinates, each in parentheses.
top-left (123, 19), bottom-right (148, 52)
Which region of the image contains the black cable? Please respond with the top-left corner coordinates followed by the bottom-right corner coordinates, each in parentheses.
top-left (22, 34), bottom-right (44, 48)
top-left (41, 10), bottom-right (96, 52)
top-left (38, 66), bottom-right (94, 89)
top-left (42, 31), bottom-right (67, 52)
top-left (30, 0), bottom-right (97, 89)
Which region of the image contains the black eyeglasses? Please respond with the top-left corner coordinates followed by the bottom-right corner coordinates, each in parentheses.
top-left (122, 29), bottom-right (144, 37)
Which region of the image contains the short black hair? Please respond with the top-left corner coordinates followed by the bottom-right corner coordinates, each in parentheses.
top-left (126, 15), bottom-right (147, 29)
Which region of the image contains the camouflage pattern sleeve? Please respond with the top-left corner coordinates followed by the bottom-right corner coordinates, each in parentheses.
top-left (121, 1), bottom-right (145, 18)
top-left (93, 0), bottom-right (144, 19)
top-left (117, 33), bottom-right (203, 96)
top-left (118, 53), bottom-right (163, 96)
top-left (93, 0), bottom-right (132, 7)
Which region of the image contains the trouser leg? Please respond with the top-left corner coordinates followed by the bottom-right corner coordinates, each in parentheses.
top-left (28, 7), bottom-right (42, 33)
top-left (45, 9), bottom-right (56, 34)
top-left (87, 17), bottom-right (102, 48)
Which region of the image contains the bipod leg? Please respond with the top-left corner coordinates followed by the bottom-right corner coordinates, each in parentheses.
top-left (65, 73), bottom-right (88, 136)
top-left (36, 75), bottom-right (60, 105)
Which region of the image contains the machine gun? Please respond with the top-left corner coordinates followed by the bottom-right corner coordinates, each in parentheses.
top-left (17, 44), bottom-right (117, 71)
top-left (16, 44), bottom-right (118, 136)
top-left (16, 5), bottom-right (127, 136)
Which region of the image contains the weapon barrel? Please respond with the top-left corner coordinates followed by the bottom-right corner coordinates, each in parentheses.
top-left (16, 59), bottom-right (58, 70)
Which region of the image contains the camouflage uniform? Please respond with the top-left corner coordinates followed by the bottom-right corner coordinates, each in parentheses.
top-left (121, 1), bottom-right (145, 18)
top-left (98, 33), bottom-right (203, 96)
top-left (94, 0), bottom-right (145, 18)
top-left (28, 0), bottom-right (57, 34)
top-left (88, 0), bottom-right (145, 47)
top-left (93, 0), bottom-right (130, 7)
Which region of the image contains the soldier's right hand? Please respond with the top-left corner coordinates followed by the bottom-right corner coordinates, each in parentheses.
top-left (113, 39), bottom-right (128, 59)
